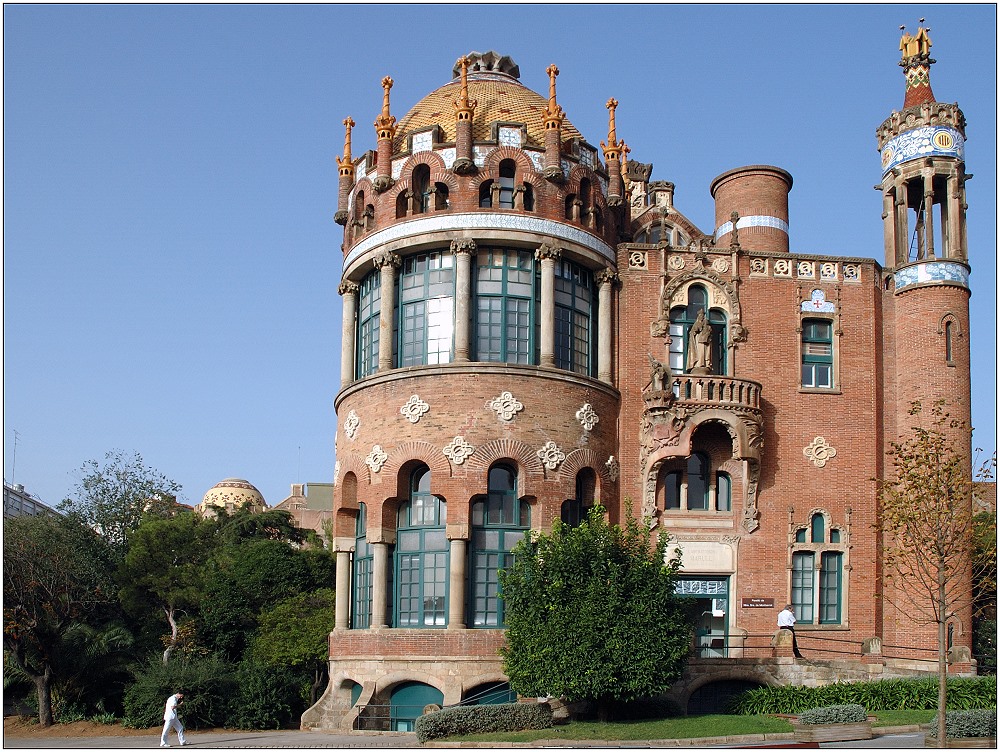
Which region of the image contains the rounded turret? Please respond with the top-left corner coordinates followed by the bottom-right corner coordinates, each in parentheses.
top-left (710, 165), bottom-right (792, 253)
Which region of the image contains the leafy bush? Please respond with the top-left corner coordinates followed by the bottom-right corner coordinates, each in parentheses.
top-left (90, 712), bottom-right (119, 725)
top-left (973, 619), bottom-right (997, 675)
top-left (415, 702), bottom-right (553, 742)
top-left (930, 709), bottom-right (998, 739)
top-left (122, 655), bottom-right (237, 729)
top-left (798, 704), bottom-right (867, 725)
top-left (732, 676), bottom-right (997, 715)
top-left (227, 661), bottom-right (301, 730)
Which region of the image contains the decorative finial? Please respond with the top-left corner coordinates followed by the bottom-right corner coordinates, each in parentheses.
top-left (601, 98), bottom-right (623, 158)
top-left (544, 64), bottom-right (564, 124)
top-left (900, 20), bottom-right (932, 59)
top-left (374, 76), bottom-right (397, 139)
top-left (336, 117), bottom-right (355, 169)
top-left (454, 56), bottom-right (477, 117)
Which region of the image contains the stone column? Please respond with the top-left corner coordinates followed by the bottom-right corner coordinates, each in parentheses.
top-left (596, 268), bottom-right (618, 385)
top-left (536, 244), bottom-right (561, 368)
top-left (922, 171), bottom-right (935, 259)
top-left (448, 537), bottom-right (468, 629)
top-left (882, 187), bottom-right (896, 268)
top-left (895, 181), bottom-right (909, 264)
top-left (452, 239), bottom-right (476, 362)
top-left (371, 541), bottom-right (390, 628)
top-left (339, 281), bottom-right (360, 386)
top-left (374, 251), bottom-right (400, 372)
top-left (947, 173), bottom-right (962, 260)
top-left (335, 549), bottom-right (352, 629)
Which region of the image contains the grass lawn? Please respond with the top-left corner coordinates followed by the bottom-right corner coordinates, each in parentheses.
top-left (446, 714), bottom-right (794, 743)
top-left (871, 709), bottom-right (936, 727)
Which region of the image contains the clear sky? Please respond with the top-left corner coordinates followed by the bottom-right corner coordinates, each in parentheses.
top-left (4, 4), bottom-right (997, 509)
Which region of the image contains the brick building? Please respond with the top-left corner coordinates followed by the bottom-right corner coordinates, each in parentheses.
top-left (305, 32), bottom-right (975, 730)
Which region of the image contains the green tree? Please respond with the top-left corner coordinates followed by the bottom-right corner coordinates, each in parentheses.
top-left (59, 450), bottom-right (182, 557)
top-left (876, 402), bottom-right (982, 746)
top-left (3, 514), bottom-right (119, 726)
top-left (121, 513), bottom-right (217, 664)
top-left (252, 588), bottom-right (335, 705)
top-left (499, 505), bottom-right (693, 720)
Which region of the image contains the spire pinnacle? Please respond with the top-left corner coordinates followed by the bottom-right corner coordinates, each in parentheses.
top-left (374, 76), bottom-right (397, 140)
top-left (544, 64), bottom-right (564, 127)
top-left (336, 117), bottom-right (355, 170)
top-left (454, 56), bottom-right (477, 119)
top-left (898, 21), bottom-right (937, 107)
top-left (601, 97), bottom-right (623, 158)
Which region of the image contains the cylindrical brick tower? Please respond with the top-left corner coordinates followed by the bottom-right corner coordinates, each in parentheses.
top-left (710, 165), bottom-right (792, 253)
top-left (876, 23), bottom-right (974, 671)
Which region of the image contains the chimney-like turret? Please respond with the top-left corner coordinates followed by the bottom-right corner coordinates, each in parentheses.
top-left (452, 56), bottom-right (477, 175)
top-left (601, 98), bottom-right (624, 206)
top-left (542, 64), bottom-right (565, 182)
top-left (372, 76), bottom-right (396, 193)
top-left (334, 117), bottom-right (356, 225)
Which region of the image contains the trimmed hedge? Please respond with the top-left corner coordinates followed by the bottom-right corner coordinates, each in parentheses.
top-left (798, 704), bottom-right (868, 725)
top-left (415, 702), bottom-right (553, 742)
top-left (732, 676), bottom-right (997, 715)
top-left (931, 709), bottom-right (998, 739)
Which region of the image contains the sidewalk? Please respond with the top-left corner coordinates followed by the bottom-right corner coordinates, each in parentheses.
top-left (2, 727), bottom-right (925, 749)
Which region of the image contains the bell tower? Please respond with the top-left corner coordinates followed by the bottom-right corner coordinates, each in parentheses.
top-left (877, 23), bottom-right (974, 669)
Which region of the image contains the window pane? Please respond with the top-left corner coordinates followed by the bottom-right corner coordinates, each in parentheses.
top-left (819, 552), bottom-right (842, 624)
top-left (716, 473), bottom-right (731, 512)
top-left (791, 552), bottom-right (814, 624)
top-left (664, 471), bottom-right (681, 509)
top-left (687, 454), bottom-right (708, 510)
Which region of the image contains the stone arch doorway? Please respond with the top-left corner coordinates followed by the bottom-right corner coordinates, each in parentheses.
top-left (389, 682), bottom-right (444, 731)
top-left (687, 678), bottom-right (766, 715)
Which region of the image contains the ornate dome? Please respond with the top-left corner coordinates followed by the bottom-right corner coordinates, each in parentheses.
top-left (391, 51), bottom-right (584, 153)
top-left (197, 477), bottom-right (266, 516)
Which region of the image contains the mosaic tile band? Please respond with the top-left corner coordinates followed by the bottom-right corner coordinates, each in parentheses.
top-left (894, 261), bottom-right (970, 291)
top-left (345, 212), bottom-right (616, 269)
top-left (714, 215), bottom-right (789, 241)
top-left (880, 126), bottom-right (965, 176)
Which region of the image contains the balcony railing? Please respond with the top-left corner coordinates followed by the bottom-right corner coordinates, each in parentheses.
top-left (665, 374), bottom-right (762, 410)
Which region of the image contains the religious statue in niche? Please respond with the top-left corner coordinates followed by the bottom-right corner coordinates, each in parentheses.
top-left (687, 309), bottom-right (713, 374)
top-left (647, 355), bottom-right (670, 392)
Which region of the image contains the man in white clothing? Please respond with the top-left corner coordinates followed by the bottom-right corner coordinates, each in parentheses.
top-left (160, 691), bottom-right (188, 747)
top-left (777, 604), bottom-right (803, 658)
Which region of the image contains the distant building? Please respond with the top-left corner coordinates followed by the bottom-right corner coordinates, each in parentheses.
top-left (3, 481), bottom-right (59, 519)
top-left (195, 477), bottom-right (266, 517)
top-left (273, 482), bottom-right (334, 542)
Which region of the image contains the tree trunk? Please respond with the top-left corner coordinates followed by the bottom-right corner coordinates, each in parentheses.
top-left (937, 570), bottom-right (948, 748)
top-left (34, 668), bottom-right (53, 728)
top-left (163, 605), bottom-right (178, 665)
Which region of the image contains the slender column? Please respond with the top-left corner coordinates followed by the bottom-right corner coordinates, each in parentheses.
top-left (535, 244), bottom-right (561, 367)
top-left (451, 239), bottom-right (476, 362)
top-left (923, 171), bottom-right (935, 258)
top-left (708, 482), bottom-right (717, 513)
top-left (339, 281), bottom-right (360, 386)
top-left (596, 268), bottom-right (618, 385)
top-left (374, 251), bottom-right (400, 372)
top-left (882, 187), bottom-right (896, 268)
top-left (335, 550), bottom-right (352, 629)
top-left (680, 482), bottom-right (689, 512)
top-left (448, 538), bottom-right (468, 629)
top-left (371, 541), bottom-right (390, 628)
top-left (947, 174), bottom-right (962, 260)
top-left (895, 180), bottom-right (909, 264)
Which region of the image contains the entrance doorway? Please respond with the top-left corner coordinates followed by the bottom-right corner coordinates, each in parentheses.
top-left (676, 576), bottom-right (730, 658)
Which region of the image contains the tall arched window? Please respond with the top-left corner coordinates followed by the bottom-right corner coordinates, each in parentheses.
top-left (715, 472), bottom-right (731, 512)
top-left (356, 271), bottom-right (381, 379)
top-left (398, 251), bottom-right (454, 367)
top-left (469, 464), bottom-right (529, 627)
top-left (661, 452), bottom-right (724, 512)
top-left (352, 502), bottom-right (372, 629)
top-left (668, 285), bottom-right (727, 375)
top-left (498, 160), bottom-right (516, 209)
top-left (474, 248), bottom-right (536, 364)
top-left (394, 467), bottom-right (447, 627)
top-left (412, 165), bottom-right (431, 214)
top-left (945, 320), bottom-right (954, 363)
top-left (562, 468), bottom-right (595, 526)
top-left (791, 511), bottom-right (845, 625)
top-left (554, 258), bottom-right (594, 375)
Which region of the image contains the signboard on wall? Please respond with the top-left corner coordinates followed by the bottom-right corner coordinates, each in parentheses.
top-left (741, 597), bottom-right (775, 608)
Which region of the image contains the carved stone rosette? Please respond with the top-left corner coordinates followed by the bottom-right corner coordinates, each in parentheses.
top-left (443, 436), bottom-right (475, 466)
top-left (488, 391), bottom-right (524, 422)
top-left (400, 395), bottom-right (430, 423)
top-left (343, 410), bottom-right (361, 440)
top-left (536, 441), bottom-right (565, 471)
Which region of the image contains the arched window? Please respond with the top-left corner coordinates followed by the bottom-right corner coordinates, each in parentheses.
top-left (686, 453), bottom-right (709, 511)
top-left (433, 182), bottom-right (450, 210)
top-left (521, 182), bottom-right (534, 212)
top-left (791, 510), bottom-right (845, 625)
top-left (398, 251), bottom-right (455, 367)
top-left (479, 180), bottom-right (494, 208)
top-left (474, 248), bottom-right (536, 364)
top-left (579, 178), bottom-right (592, 213)
top-left (498, 160), bottom-right (516, 209)
top-left (945, 320), bottom-right (954, 363)
top-left (394, 466), bottom-right (447, 627)
top-left (564, 194), bottom-right (577, 220)
top-left (810, 512), bottom-right (825, 543)
top-left (661, 453), bottom-right (730, 513)
top-left (469, 464), bottom-right (529, 627)
top-left (356, 271), bottom-right (381, 379)
top-left (352, 501), bottom-right (372, 629)
top-left (668, 285), bottom-right (727, 375)
top-left (663, 469), bottom-right (682, 510)
top-left (554, 258), bottom-right (594, 375)
top-left (562, 468), bottom-right (595, 526)
top-left (395, 189), bottom-right (409, 219)
top-left (412, 165), bottom-right (431, 214)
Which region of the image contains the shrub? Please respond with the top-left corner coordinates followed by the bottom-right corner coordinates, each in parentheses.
top-left (929, 709), bottom-right (998, 739)
top-left (798, 704), bottom-right (868, 725)
top-left (227, 661), bottom-right (300, 730)
top-left (89, 712), bottom-right (119, 725)
top-left (122, 655), bottom-right (237, 729)
top-left (415, 702), bottom-right (553, 742)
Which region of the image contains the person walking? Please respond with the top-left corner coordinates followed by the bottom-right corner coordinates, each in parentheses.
top-left (160, 691), bottom-right (189, 747)
top-left (777, 604), bottom-right (804, 658)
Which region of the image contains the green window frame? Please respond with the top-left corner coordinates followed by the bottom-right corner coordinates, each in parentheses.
top-left (716, 472), bottom-right (731, 512)
top-left (801, 319), bottom-right (833, 388)
top-left (810, 512), bottom-right (825, 543)
top-left (397, 252), bottom-right (454, 367)
top-left (469, 464), bottom-right (529, 627)
top-left (554, 259), bottom-right (594, 376)
top-left (819, 552), bottom-right (842, 624)
top-left (791, 551), bottom-right (815, 624)
top-left (393, 467), bottom-right (448, 628)
top-left (352, 503), bottom-right (372, 629)
top-left (474, 249), bottom-right (536, 364)
top-left (357, 272), bottom-right (381, 379)
top-left (668, 285), bottom-right (727, 375)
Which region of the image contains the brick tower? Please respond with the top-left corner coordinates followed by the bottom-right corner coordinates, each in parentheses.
top-left (876, 23), bottom-right (974, 666)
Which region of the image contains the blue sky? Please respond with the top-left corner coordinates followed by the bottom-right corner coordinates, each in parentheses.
top-left (4, 4), bottom-right (996, 508)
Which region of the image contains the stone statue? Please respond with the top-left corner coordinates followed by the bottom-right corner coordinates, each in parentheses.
top-left (648, 355), bottom-right (669, 391)
top-left (687, 310), bottom-right (713, 372)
